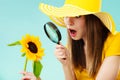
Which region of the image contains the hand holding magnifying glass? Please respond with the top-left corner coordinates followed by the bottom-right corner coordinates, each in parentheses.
top-left (44, 22), bottom-right (66, 60)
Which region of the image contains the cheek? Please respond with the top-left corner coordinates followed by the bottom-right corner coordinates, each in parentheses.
top-left (76, 23), bottom-right (86, 36)
top-left (78, 26), bottom-right (86, 35)
top-left (77, 21), bottom-right (86, 31)
top-left (76, 23), bottom-right (85, 31)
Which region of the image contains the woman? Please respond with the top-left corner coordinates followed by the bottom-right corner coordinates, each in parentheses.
top-left (21, 0), bottom-right (120, 80)
top-left (54, 14), bottom-right (120, 80)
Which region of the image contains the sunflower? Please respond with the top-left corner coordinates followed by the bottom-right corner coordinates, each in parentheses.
top-left (20, 34), bottom-right (44, 61)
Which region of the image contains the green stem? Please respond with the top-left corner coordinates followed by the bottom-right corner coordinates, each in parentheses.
top-left (24, 57), bottom-right (28, 71)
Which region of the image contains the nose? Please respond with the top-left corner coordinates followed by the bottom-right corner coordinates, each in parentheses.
top-left (64, 17), bottom-right (74, 26)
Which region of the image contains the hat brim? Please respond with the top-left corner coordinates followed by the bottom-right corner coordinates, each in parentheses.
top-left (40, 3), bottom-right (116, 34)
top-left (40, 3), bottom-right (95, 17)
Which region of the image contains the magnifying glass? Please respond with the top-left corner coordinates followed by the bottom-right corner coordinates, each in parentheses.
top-left (44, 22), bottom-right (66, 60)
top-left (44, 22), bottom-right (62, 44)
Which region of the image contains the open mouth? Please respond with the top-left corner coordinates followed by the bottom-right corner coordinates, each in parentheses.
top-left (69, 29), bottom-right (77, 37)
top-left (69, 29), bottom-right (76, 33)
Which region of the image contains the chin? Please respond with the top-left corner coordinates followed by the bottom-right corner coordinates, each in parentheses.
top-left (71, 37), bottom-right (81, 40)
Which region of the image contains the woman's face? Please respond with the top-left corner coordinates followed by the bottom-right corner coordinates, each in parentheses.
top-left (64, 16), bottom-right (86, 40)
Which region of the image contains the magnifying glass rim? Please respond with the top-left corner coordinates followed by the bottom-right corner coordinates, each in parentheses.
top-left (44, 22), bottom-right (62, 44)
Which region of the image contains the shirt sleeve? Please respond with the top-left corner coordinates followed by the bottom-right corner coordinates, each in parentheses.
top-left (105, 33), bottom-right (120, 57)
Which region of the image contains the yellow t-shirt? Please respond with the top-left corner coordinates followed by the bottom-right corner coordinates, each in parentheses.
top-left (74, 32), bottom-right (120, 80)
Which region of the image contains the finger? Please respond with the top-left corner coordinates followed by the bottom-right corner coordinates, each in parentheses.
top-left (55, 49), bottom-right (66, 57)
top-left (56, 52), bottom-right (66, 57)
top-left (56, 45), bottom-right (64, 49)
top-left (58, 57), bottom-right (67, 63)
top-left (59, 56), bottom-right (66, 59)
top-left (55, 52), bottom-right (66, 59)
top-left (57, 51), bottom-right (66, 56)
top-left (20, 71), bottom-right (34, 76)
top-left (19, 71), bottom-right (27, 75)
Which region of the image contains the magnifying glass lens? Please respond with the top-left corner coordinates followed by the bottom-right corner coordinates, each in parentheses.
top-left (44, 22), bottom-right (61, 44)
top-left (45, 24), bottom-right (59, 43)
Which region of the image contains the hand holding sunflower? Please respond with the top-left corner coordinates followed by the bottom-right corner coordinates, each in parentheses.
top-left (8, 34), bottom-right (45, 78)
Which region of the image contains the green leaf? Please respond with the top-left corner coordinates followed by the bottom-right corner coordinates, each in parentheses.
top-left (33, 61), bottom-right (43, 78)
top-left (21, 53), bottom-right (26, 57)
top-left (8, 41), bottom-right (21, 46)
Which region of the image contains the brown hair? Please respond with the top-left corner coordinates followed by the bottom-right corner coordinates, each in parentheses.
top-left (67, 14), bottom-right (110, 77)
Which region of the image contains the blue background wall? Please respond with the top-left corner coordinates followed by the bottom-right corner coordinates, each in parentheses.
top-left (0, 0), bottom-right (120, 80)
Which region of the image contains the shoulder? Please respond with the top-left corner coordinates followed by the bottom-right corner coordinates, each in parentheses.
top-left (108, 32), bottom-right (120, 46)
top-left (107, 32), bottom-right (120, 42)
top-left (103, 32), bottom-right (120, 57)
top-left (112, 32), bottom-right (120, 40)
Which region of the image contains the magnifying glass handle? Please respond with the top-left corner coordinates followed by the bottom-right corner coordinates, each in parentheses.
top-left (57, 42), bottom-right (60, 44)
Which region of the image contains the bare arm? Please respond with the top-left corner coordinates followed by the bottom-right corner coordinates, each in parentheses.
top-left (62, 64), bottom-right (76, 80)
top-left (96, 56), bottom-right (120, 80)
top-left (54, 44), bottom-right (76, 80)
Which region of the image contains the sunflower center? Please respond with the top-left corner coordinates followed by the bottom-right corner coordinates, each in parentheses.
top-left (28, 42), bottom-right (38, 53)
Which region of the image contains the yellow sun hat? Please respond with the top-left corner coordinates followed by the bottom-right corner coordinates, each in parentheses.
top-left (39, 0), bottom-right (116, 34)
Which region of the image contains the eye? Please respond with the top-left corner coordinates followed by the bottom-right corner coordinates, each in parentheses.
top-left (75, 15), bottom-right (81, 18)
